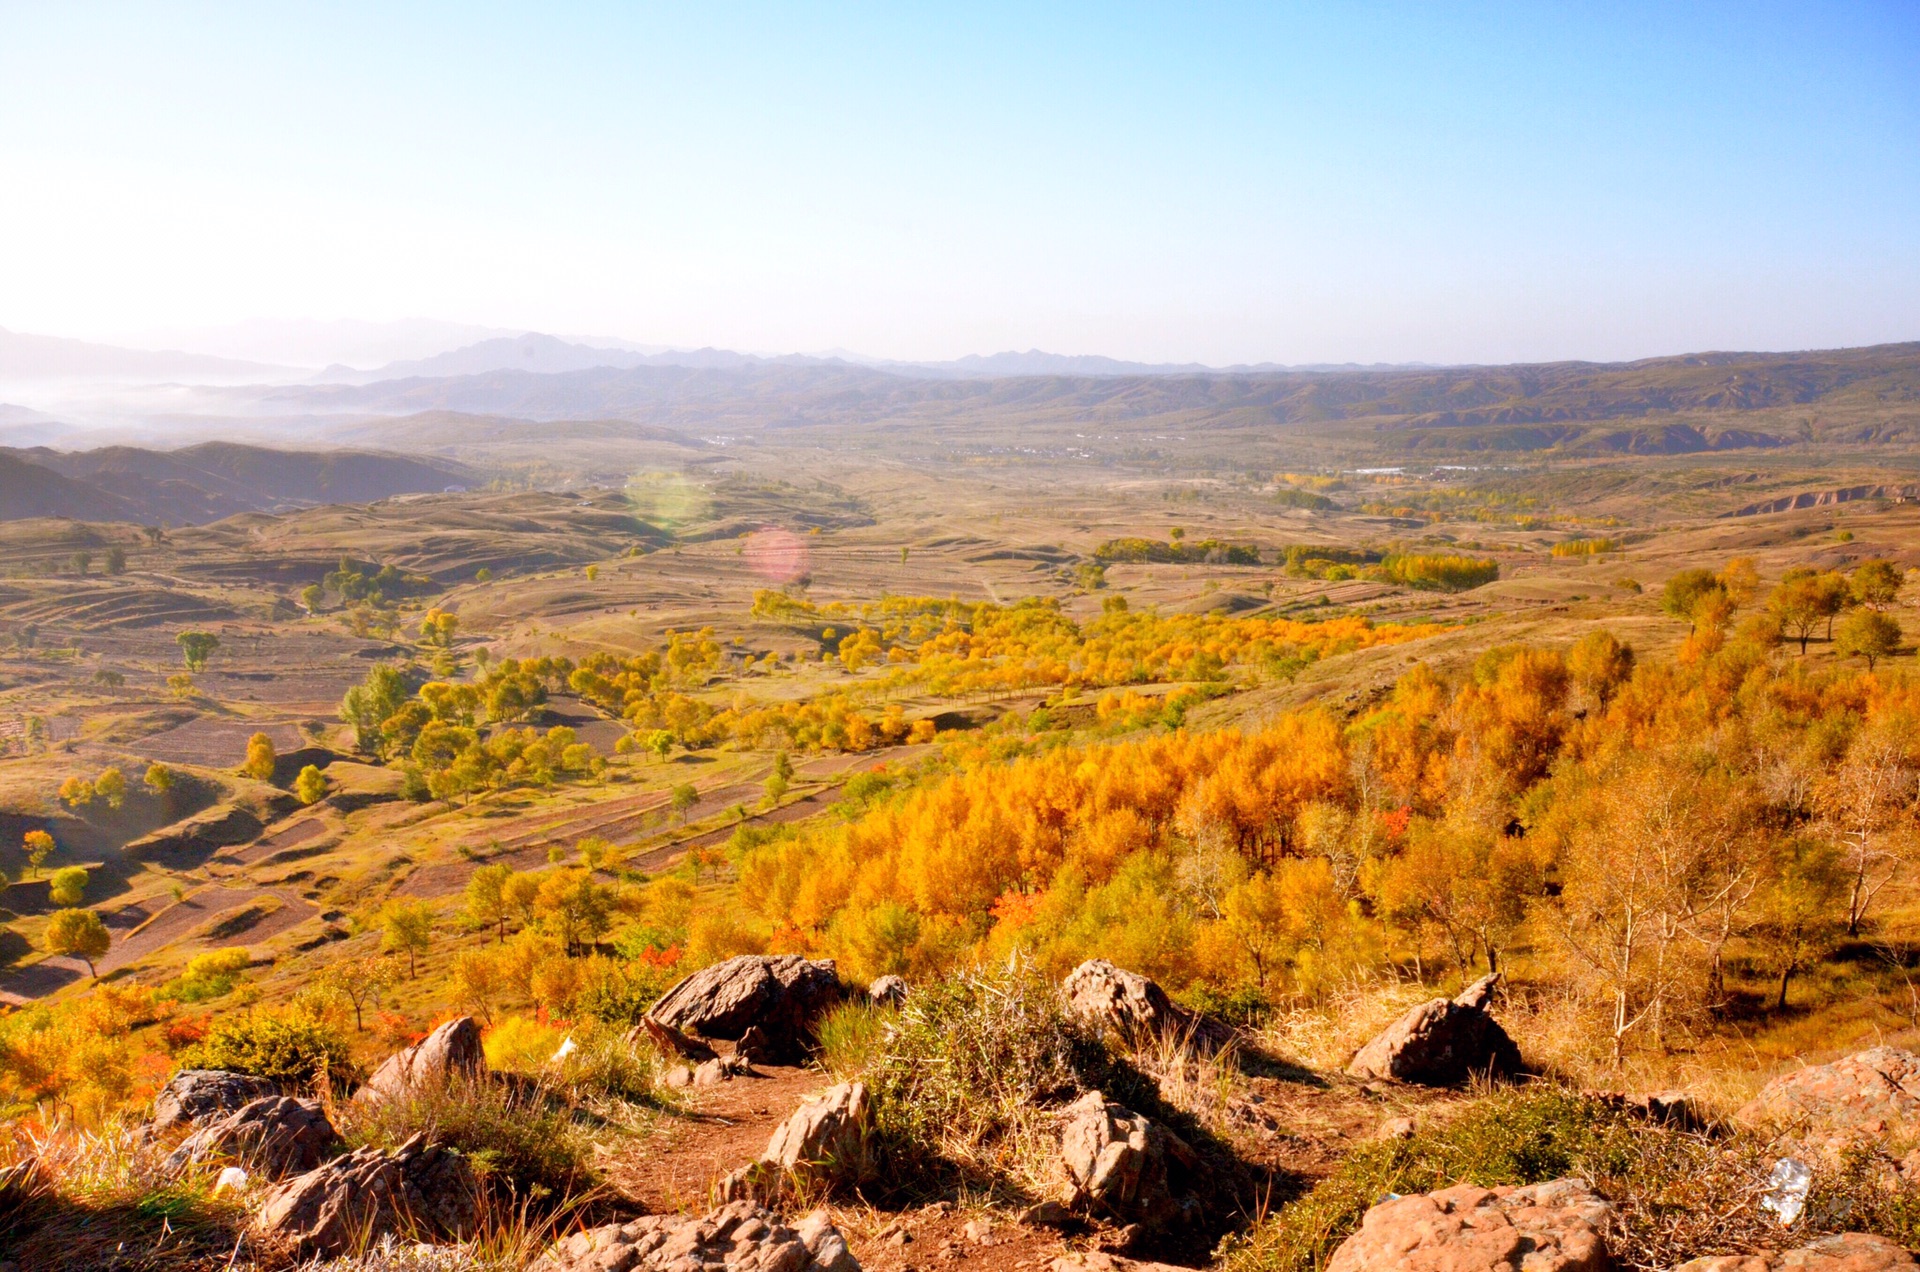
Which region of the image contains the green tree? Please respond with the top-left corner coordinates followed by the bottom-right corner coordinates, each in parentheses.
top-left (176, 630), bottom-right (220, 672)
top-left (380, 900), bottom-right (436, 978)
top-left (1835, 609), bottom-right (1902, 670)
top-left (93, 767), bottom-right (127, 810)
top-left (242, 732), bottom-right (277, 781)
top-left (294, 764), bottom-right (329, 805)
top-left (1659, 568), bottom-right (1724, 632)
top-left (105, 546), bottom-right (126, 575)
top-left (44, 908), bottom-right (109, 977)
top-left (23, 829), bottom-right (54, 877)
top-left (1751, 837), bottom-right (1848, 1010)
top-left (671, 783), bottom-right (700, 822)
top-left (340, 664), bottom-right (413, 755)
top-left (503, 871), bottom-right (542, 928)
top-left (48, 865), bottom-right (89, 906)
top-left (317, 955), bottom-right (395, 1031)
top-left (419, 607), bottom-right (459, 648)
top-left (464, 863), bottom-right (514, 941)
top-left (1853, 559), bottom-right (1904, 609)
top-left (143, 762), bottom-right (173, 795)
top-left (1769, 573), bottom-right (1825, 654)
top-left (71, 550), bottom-right (91, 576)
top-left (535, 867), bottom-right (614, 954)
top-left (300, 583), bottom-right (324, 613)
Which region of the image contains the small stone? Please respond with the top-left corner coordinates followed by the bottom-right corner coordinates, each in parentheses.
top-left (1378, 1116), bottom-right (1417, 1140)
top-left (1017, 1200), bottom-right (1075, 1227)
top-left (961, 1218), bottom-right (993, 1244)
top-left (212, 1165), bottom-right (249, 1196)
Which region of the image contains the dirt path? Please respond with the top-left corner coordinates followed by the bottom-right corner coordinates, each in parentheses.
top-left (611, 1064), bottom-right (826, 1212)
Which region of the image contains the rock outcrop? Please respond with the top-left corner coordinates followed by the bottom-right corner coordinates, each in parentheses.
top-left (1738, 1048), bottom-right (1920, 1139)
top-left (868, 975), bottom-right (907, 1008)
top-left (1058, 1090), bottom-right (1197, 1230)
top-left (722, 1081), bottom-right (873, 1199)
top-left (358, 1016), bottom-right (486, 1103)
top-left (151, 1069), bottom-right (277, 1131)
top-left (1673, 1234), bottom-right (1918, 1271)
top-left (253, 1132), bottom-right (476, 1257)
top-left (648, 955), bottom-right (844, 1064)
top-left (1063, 959), bottom-right (1219, 1052)
top-left (531, 1201), bottom-right (859, 1272)
top-left (1325, 1177), bottom-right (1613, 1272)
top-left (1346, 974), bottom-right (1524, 1086)
top-left (763, 1081), bottom-right (871, 1177)
top-left (165, 1095), bottom-right (336, 1179)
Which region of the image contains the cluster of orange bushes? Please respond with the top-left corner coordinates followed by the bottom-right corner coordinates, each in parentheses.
top-left (736, 603), bottom-right (1918, 1063)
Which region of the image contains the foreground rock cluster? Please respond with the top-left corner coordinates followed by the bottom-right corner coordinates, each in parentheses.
top-left (532, 1202), bottom-right (858, 1272)
top-left (94, 962), bottom-right (1920, 1272)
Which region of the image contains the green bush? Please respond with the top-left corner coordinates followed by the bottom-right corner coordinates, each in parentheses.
top-left (1218, 1085), bottom-right (1920, 1272)
top-left (176, 1011), bottom-right (353, 1087)
top-left (340, 1071), bottom-right (598, 1209)
top-left (166, 948), bottom-right (252, 1002)
top-left (814, 1000), bottom-right (896, 1080)
top-left (867, 961), bottom-right (1150, 1182)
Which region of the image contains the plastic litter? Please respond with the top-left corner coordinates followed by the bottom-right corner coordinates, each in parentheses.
top-left (1759, 1157), bottom-right (1812, 1227)
top-left (212, 1165), bottom-right (249, 1196)
top-left (551, 1035), bottom-right (577, 1062)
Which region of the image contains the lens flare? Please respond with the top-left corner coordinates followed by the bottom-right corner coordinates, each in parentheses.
top-left (623, 471), bottom-right (710, 532)
top-left (744, 526), bottom-right (808, 583)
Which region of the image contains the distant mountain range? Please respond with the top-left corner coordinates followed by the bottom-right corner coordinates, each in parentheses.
top-left (225, 340), bottom-right (1920, 455)
top-left (0, 326), bottom-right (295, 384)
top-left (314, 334), bottom-right (1365, 384)
top-left (0, 442), bottom-right (473, 525)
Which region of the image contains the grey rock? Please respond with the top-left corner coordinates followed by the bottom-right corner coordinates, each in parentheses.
top-left (868, 975), bottom-right (908, 1008)
top-left (530, 1201), bottom-right (860, 1272)
top-left (358, 1016), bottom-right (485, 1103)
top-left (165, 1095), bottom-right (336, 1179)
top-left (254, 1131), bottom-right (476, 1257)
top-left (1345, 974), bottom-right (1524, 1086)
top-left (151, 1069), bottom-right (277, 1131)
top-left (648, 955), bottom-right (844, 1064)
top-left (1062, 959), bottom-right (1224, 1053)
top-left (1058, 1090), bottom-right (1197, 1230)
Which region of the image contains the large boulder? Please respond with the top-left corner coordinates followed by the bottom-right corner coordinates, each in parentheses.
top-left (1739, 1048), bottom-right (1920, 1140)
top-left (253, 1132), bottom-right (476, 1257)
top-left (1326, 1177), bottom-right (1613, 1272)
top-left (1346, 974), bottom-right (1524, 1086)
top-left (151, 1069), bottom-right (277, 1131)
top-left (530, 1201), bottom-right (858, 1272)
top-left (165, 1095), bottom-right (336, 1179)
top-left (1058, 1090), bottom-right (1198, 1231)
top-left (1673, 1235), bottom-right (1917, 1271)
top-left (1063, 959), bottom-right (1222, 1052)
top-left (358, 1016), bottom-right (486, 1103)
top-left (648, 955), bottom-right (844, 1064)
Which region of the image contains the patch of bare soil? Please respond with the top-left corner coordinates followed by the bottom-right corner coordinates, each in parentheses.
top-left (609, 1064), bottom-right (826, 1213)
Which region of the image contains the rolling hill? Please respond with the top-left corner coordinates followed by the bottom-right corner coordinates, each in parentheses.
top-left (0, 443), bottom-right (476, 525)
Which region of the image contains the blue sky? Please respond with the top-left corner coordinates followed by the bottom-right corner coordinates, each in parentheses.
top-left (1, 2), bottom-right (1916, 364)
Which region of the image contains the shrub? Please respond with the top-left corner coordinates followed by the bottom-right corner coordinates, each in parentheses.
top-left (814, 1000), bottom-right (896, 1081)
top-left (176, 1011), bottom-right (353, 1087)
top-left (167, 947), bottom-right (252, 1002)
top-left (339, 1071), bottom-right (600, 1210)
top-left (1217, 1085), bottom-right (1920, 1272)
top-left (866, 960), bottom-right (1148, 1189)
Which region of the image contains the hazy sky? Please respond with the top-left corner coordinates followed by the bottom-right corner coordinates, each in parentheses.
top-left (2, 3), bottom-right (1917, 365)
